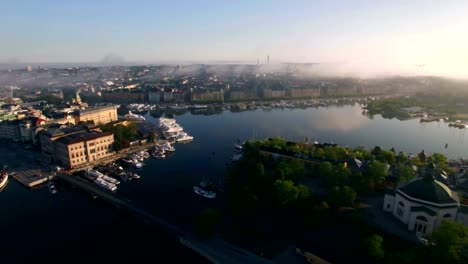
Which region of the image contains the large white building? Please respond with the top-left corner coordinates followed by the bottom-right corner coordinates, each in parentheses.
top-left (383, 168), bottom-right (468, 235)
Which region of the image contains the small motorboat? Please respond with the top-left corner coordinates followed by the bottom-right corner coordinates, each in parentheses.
top-left (49, 181), bottom-right (57, 194)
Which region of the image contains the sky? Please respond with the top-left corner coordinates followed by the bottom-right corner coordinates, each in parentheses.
top-left (1, 0), bottom-right (468, 77)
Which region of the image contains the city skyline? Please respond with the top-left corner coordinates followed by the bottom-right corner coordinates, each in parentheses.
top-left (1, 0), bottom-right (468, 77)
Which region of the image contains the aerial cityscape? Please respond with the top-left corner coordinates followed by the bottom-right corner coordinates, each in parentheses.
top-left (2, 1), bottom-right (468, 263)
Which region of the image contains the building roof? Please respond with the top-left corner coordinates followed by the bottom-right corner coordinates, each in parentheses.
top-left (399, 177), bottom-right (458, 204)
top-left (76, 104), bottom-right (115, 115)
top-left (410, 206), bottom-right (437, 216)
top-left (55, 131), bottom-right (112, 145)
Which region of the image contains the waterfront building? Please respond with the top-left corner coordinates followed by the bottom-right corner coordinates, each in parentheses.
top-left (229, 90), bottom-right (257, 100)
top-left (383, 165), bottom-right (468, 235)
top-left (261, 88), bottom-right (285, 99)
top-left (190, 90), bottom-right (224, 102)
top-left (286, 87), bottom-right (320, 98)
top-left (74, 104), bottom-right (118, 125)
top-left (148, 89), bottom-right (162, 103)
top-left (55, 131), bottom-right (114, 168)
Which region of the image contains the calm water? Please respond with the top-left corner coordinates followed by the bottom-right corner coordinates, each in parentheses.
top-left (3, 103), bottom-right (468, 261)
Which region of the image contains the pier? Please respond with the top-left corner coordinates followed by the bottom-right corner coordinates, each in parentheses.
top-left (9, 168), bottom-right (53, 188)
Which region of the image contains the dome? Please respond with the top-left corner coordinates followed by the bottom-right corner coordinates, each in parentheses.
top-left (399, 177), bottom-right (458, 204)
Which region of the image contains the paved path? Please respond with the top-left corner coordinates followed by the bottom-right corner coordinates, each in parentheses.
top-left (362, 196), bottom-right (418, 243)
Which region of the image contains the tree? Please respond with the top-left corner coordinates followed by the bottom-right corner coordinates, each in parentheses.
top-left (428, 153), bottom-right (448, 170)
top-left (366, 234), bottom-right (385, 258)
top-left (394, 164), bottom-right (417, 183)
top-left (317, 161), bottom-right (334, 184)
top-left (255, 162), bottom-right (265, 176)
top-left (430, 220), bottom-right (468, 264)
top-left (376, 150), bottom-right (396, 166)
top-left (396, 151), bottom-right (409, 164)
top-left (297, 184), bottom-right (310, 200)
top-left (363, 160), bottom-right (388, 190)
top-left (274, 180), bottom-right (299, 205)
top-left (327, 185), bottom-right (356, 207)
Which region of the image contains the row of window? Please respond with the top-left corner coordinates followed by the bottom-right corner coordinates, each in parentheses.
top-left (71, 157), bottom-right (86, 164)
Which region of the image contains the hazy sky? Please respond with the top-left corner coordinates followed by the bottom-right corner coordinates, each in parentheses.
top-left (1, 0), bottom-right (468, 77)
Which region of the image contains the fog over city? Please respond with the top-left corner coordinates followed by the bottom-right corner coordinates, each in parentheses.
top-left (1, 1), bottom-right (467, 79)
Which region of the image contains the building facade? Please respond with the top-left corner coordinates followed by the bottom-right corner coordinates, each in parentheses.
top-left (286, 87), bottom-right (321, 98)
top-left (262, 88), bottom-right (285, 99)
top-left (229, 90), bottom-right (258, 100)
top-left (74, 104), bottom-right (118, 125)
top-left (383, 175), bottom-right (468, 235)
top-left (190, 90), bottom-right (224, 102)
top-left (55, 131), bottom-right (114, 168)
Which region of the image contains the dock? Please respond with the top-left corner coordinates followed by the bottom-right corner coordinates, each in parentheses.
top-left (9, 168), bottom-right (53, 188)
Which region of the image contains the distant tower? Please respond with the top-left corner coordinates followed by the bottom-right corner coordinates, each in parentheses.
top-left (267, 55), bottom-right (270, 65)
top-left (26, 65), bottom-right (32, 72)
top-left (257, 58), bottom-right (259, 65)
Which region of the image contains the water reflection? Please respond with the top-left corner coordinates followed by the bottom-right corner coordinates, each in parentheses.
top-left (309, 105), bottom-right (369, 132)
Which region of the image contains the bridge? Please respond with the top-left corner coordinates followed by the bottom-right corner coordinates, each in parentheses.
top-left (56, 173), bottom-right (276, 264)
top-left (56, 173), bottom-right (184, 236)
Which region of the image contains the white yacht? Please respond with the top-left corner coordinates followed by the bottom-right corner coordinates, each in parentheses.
top-left (160, 123), bottom-right (184, 133)
top-left (127, 172), bottom-right (141, 179)
top-left (121, 158), bottom-right (133, 164)
top-left (158, 117), bottom-right (177, 126)
top-left (132, 159), bottom-right (143, 169)
top-left (168, 104), bottom-right (188, 110)
top-left (94, 178), bottom-right (117, 192)
top-left (86, 169), bottom-right (104, 179)
top-left (161, 142), bottom-right (175, 152)
top-left (189, 104), bottom-right (208, 109)
top-left (102, 175), bottom-right (120, 185)
top-left (139, 151), bottom-right (150, 159)
top-left (125, 110), bottom-right (146, 121)
top-left (175, 132), bottom-right (193, 143)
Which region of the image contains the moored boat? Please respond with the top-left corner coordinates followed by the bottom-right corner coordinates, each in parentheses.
top-left (0, 169), bottom-right (8, 189)
top-left (49, 181), bottom-right (57, 194)
top-left (193, 186), bottom-right (216, 199)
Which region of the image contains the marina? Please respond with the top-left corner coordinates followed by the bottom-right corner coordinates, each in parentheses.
top-left (5, 104), bottom-right (468, 262)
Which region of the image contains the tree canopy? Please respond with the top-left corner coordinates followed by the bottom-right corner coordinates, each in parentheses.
top-left (430, 220), bottom-right (468, 264)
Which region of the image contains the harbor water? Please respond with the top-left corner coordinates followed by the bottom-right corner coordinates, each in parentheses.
top-left (3, 103), bottom-right (468, 261)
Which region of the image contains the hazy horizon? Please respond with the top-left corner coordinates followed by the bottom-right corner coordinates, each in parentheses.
top-left (2, 1), bottom-right (468, 78)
